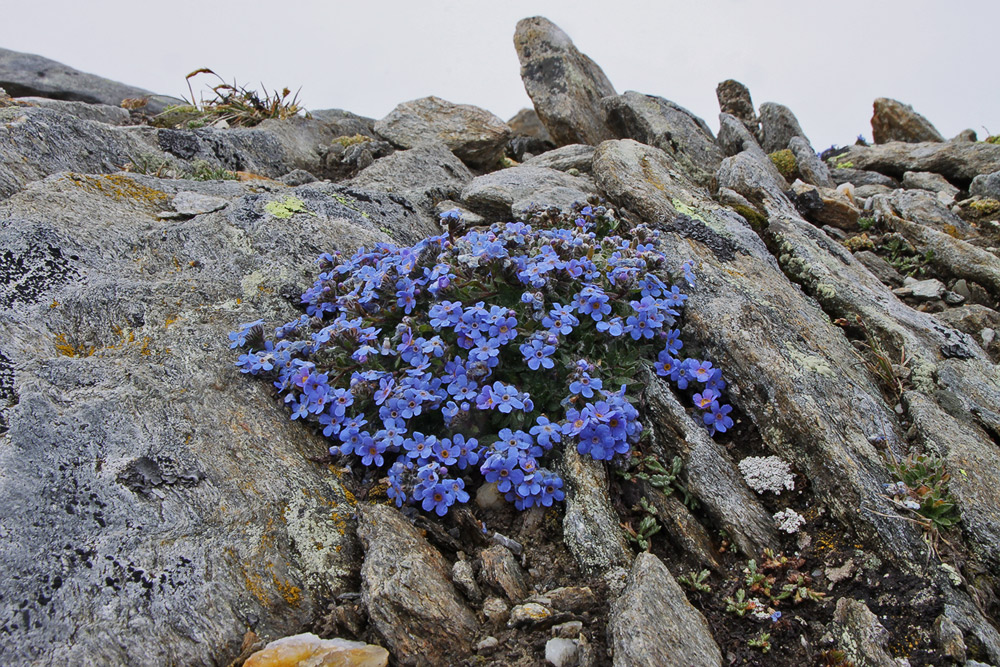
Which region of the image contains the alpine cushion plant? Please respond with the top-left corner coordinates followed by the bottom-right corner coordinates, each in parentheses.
top-left (230, 202), bottom-right (735, 517)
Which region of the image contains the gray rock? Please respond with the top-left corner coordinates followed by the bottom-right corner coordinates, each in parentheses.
top-left (788, 136), bottom-right (835, 188)
top-left (933, 304), bottom-right (1000, 362)
top-left (358, 504), bottom-right (477, 666)
top-left (934, 614), bottom-right (967, 664)
top-left (0, 47), bottom-right (183, 115)
top-left (479, 544), bottom-right (529, 602)
top-left (560, 446), bottom-right (631, 577)
top-left (0, 174), bottom-right (432, 665)
top-left (508, 107), bottom-right (554, 144)
top-left (831, 167), bottom-right (900, 188)
top-left (482, 596), bottom-right (509, 624)
top-left (552, 620), bottom-right (584, 639)
top-left (475, 636), bottom-right (500, 654)
top-left (641, 371), bottom-right (776, 558)
top-left (970, 170), bottom-right (1000, 200)
top-left (524, 144), bottom-right (595, 173)
top-left (871, 189), bottom-right (971, 236)
top-left (168, 190), bottom-right (229, 216)
top-left (460, 165), bottom-right (595, 220)
top-left (716, 114), bottom-right (787, 186)
top-left (347, 143), bottom-right (473, 216)
top-left (789, 180), bottom-right (861, 230)
top-left (0, 106), bottom-right (165, 199)
top-left (508, 602), bottom-right (553, 628)
top-left (836, 141), bottom-right (1000, 183)
top-left (514, 16), bottom-right (617, 146)
top-left (374, 96), bottom-right (511, 170)
top-left (871, 97), bottom-right (944, 144)
top-left (895, 278), bottom-right (946, 300)
top-left (902, 171), bottom-right (960, 200)
top-left (855, 250), bottom-right (905, 287)
top-left (595, 138), bottom-right (930, 567)
top-left (544, 587), bottom-right (597, 613)
top-left (607, 553), bottom-right (721, 667)
top-left (603, 91), bottom-right (722, 186)
top-left (951, 129), bottom-right (978, 142)
top-left (452, 558), bottom-right (483, 603)
top-left (869, 199), bottom-right (1000, 296)
top-left (308, 108), bottom-right (376, 138)
top-left (830, 598), bottom-right (902, 667)
top-left (545, 637), bottom-right (580, 667)
top-left (854, 184), bottom-right (894, 200)
top-left (757, 102), bottom-right (808, 153)
top-left (13, 96), bottom-right (131, 125)
top-left (716, 79), bottom-right (757, 133)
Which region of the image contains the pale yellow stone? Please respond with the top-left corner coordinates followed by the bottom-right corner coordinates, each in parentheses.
top-left (243, 633), bottom-right (389, 667)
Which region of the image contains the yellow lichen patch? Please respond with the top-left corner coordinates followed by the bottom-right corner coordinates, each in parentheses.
top-left (333, 134), bottom-right (371, 148)
top-left (68, 173), bottom-right (169, 207)
top-left (639, 156), bottom-right (667, 192)
top-left (272, 575), bottom-right (302, 607)
top-left (53, 333), bottom-right (95, 357)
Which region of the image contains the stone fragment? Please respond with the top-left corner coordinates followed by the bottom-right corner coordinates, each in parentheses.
top-left (524, 144), bottom-right (595, 173)
top-left (894, 278), bottom-right (945, 301)
top-left (607, 553), bottom-right (721, 667)
top-left (789, 180), bottom-right (861, 230)
top-left (901, 171), bottom-right (959, 201)
top-left (603, 91), bottom-right (722, 185)
top-left (854, 250), bottom-right (904, 287)
top-left (715, 114), bottom-right (788, 186)
top-left (716, 79), bottom-right (757, 133)
top-left (933, 305), bottom-right (1000, 362)
top-left (757, 102), bottom-right (808, 153)
top-left (475, 636), bottom-right (499, 655)
top-left (545, 586), bottom-right (597, 613)
top-left (830, 167), bottom-right (900, 188)
top-left (951, 129), bottom-right (978, 142)
top-left (482, 596), bottom-right (510, 624)
top-left (514, 16), bottom-right (617, 146)
top-left (876, 189), bottom-right (971, 236)
top-left (460, 165), bottom-right (595, 219)
top-left (0, 46), bottom-right (183, 114)
top-left (374, 96), bottom-right (511, 169)
top-left (452, 558), bottom-right (483, 603)
top-left (309, 108), bottom-right (377, 139)
top-left (278, 169), bottom-right (318, 186)
top-left (508, 107), bottom-right (554, 144)
top-left (509, 602), bottom-right (553, 627)
top-left (560, 445), bottom-right (632, 576)
top-left (357, 504), bottom-right (477, 665)
top-left (970, 170), bottom-right (1000, 200)
top-left (871, 97), bottom-right (944, 144)
top-left (243, 633), bottom-right (389, 667)
top-left (348, 143), bottom-right (473, 214)
top-left (479, 544), bottom-right (529, 601)
top-left (545, 638), bottom-right (580, 667)
top-left (854, 184), bottom-right (893, 200)
top-left (170, 190), bottom-right (229, 216)
top-left (830, 598), bottom-right (901, 667)
top-left (552, 620), bottom-right (584, 638)
top-left (788, 136), bottom-right (835, 188)
top-left (934, 615), bottom-right (967, 664)
top-left (835, 140), bottom-right (1000, 183)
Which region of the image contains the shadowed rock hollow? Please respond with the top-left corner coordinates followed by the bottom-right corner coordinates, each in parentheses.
top-left (2, 16), bottom-right (1000, 667)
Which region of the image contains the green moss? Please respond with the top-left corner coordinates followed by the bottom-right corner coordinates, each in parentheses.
top-left (265, 196), bottom-right (312, 219)
top-left (984, 135), bottom-right (1000, 145)
top-left (769, 150), bottom-right (797, 180)
top-left (731, 204), bottom-right (768, 230)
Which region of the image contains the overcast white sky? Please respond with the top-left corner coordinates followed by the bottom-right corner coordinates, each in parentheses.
top-left (5, 0), bottom-right (998, 150)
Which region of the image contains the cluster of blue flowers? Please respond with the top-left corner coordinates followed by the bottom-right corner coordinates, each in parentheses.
top-left (230, 203), bottom-right (734, 516)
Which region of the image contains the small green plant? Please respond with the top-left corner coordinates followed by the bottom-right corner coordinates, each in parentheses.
top-left (886, 453), bottom-right (960, 531)
top-left (857, 216), bottom-right (876, 232)
top-left (617, 453), bottom-right (697, 508)
top-left (188, 160), bottom-right (238, 181)
top-left (157, 68), bottom-right (303, 128)
top-left (748, 631), bottom-right (771, 653)
top-left (678, 569), bottom-right (711, 593)
top-left (880, 235), bottom-right (933, 278)
top-left (724, 588), bottom-right (755, 617)
top-left (852, 316), bottom-right (909, 400)
top-left (985, 135), bottom-right (1000, 145)
top-left (623, 497), bottom-right (661, 551)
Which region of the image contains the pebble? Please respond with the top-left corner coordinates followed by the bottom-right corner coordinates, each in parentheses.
top-left (243, 633), bottom-right (388, 667)
top-left (508, 602), bottom-right (553, 627)
top-left (545, 638), bottom-right (579, 667)
top-left (552, 620), bottom-right (584, 639)
top-left (475, 636), bottom-right (499, 655)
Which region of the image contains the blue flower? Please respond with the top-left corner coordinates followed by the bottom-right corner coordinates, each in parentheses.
top-left (520, 338), bottom-right (556, 370)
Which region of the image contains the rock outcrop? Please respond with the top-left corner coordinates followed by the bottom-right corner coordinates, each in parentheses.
top-left (2, 16), bottom-right (1000, 667)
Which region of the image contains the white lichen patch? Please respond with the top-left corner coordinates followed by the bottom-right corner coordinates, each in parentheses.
top-left (773, 508), bottom-right (806, 533)
top-left (282, 479), bottom-right (354, 585)
top-left (739, 455), bottom-right (795, 495)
